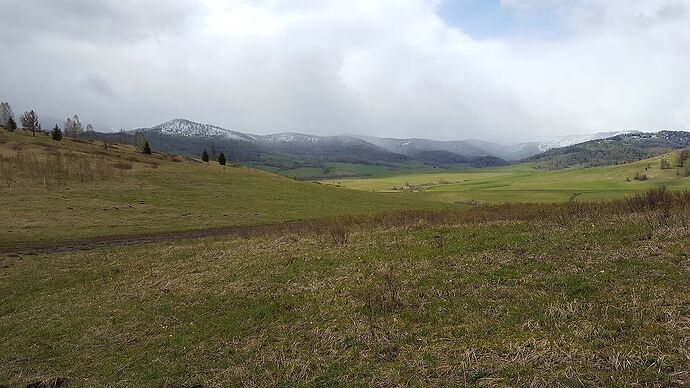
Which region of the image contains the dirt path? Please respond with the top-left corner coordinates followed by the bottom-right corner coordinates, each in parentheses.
top-left (0, 222), bottom-right (302, 257)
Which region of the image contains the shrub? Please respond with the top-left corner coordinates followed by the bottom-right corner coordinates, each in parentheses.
top-left (51, 125), bottom-right (63, 141)
top-left (328, 224), bottom-right (349, 246)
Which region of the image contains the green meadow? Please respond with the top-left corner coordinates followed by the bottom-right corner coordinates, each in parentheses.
top-left (324, 154), bottom-right (690, 203)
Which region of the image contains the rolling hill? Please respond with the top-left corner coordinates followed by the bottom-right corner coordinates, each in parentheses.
top-left (525, 130), bottom-right (690, 169)
top-left (0, 129), bottom-right (453, 251)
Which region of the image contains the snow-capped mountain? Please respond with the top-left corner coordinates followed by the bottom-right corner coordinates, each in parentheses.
top-left (130, 118), bottom-right (671, 164)
top-left (533, 131), bottom-right (641, 152)
top-left (135, 119), bottom-right (258, 142)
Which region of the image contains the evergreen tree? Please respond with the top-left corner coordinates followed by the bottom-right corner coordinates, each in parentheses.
top-left (202, 150), bottom-right (210, 162)
top-left (51, 125), bottom-right (63, 141)
top-left (6, 117), bottom-right (17, 132)
top-left (218, 152), bottom-right (226, 166)
top-left (143, 141), bottom-right (151, 154)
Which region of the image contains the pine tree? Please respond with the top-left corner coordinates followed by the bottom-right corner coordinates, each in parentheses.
top-left (7, 117), bottom-right (17, 132)
top-left (51, 125), bottom-right (63, 141)
top-left (143, 141), bottom-right (152, 155)
top-left (218, 152), bottom-right (226, 166)
top-left (202, 150), bottom-right (210, 162)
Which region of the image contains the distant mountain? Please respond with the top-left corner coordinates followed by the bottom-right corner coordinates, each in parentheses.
top-left (110, 119), bottom-right (508, 170)
top-left (526, 131), bottom-right (690, 169)
top-left (531, 131), bottom-right (640, 152)
top-left (353, 131), bottom-right (640, 161)
top-left (146, 118), bottom-right (258, 142)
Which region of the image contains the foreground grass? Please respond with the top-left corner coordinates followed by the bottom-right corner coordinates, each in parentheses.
top-left (0, 131), bottom-right (451, 250)
top-left (324, 155), bottom-right (690, 203)
top-left (2, 198), bottom-right (690, 386)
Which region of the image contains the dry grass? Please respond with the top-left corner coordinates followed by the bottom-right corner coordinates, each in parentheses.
top-left (3, 203), bottom-right (689, 386)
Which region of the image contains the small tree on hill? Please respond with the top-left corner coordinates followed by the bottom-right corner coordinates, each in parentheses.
top-left (202, 150), bottom-right (209, 162)
top-left (51, 125), bottom-right (63, 141)
top-left (64, 115), bottom-right (83, 138)
top-left (677, 149), bottom-right (690, 168)
top-left (6, 117), bottom-right (16, 132)
top-left (218, 152), bottom-right (226, 166)
top-left (0, 102), bottom-right (14, 129)
top-left (20, 110), bottom-right (39, 136)
top-left (143, 141), bottom-right (152, 154)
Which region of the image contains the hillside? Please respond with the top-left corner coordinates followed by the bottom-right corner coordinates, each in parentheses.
top-left (0, 130), bottom-right (452, 251)
top-left (526, 131), bottom-right (690, 169)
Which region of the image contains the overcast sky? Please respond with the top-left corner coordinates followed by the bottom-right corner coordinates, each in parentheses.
top-left (1, 0), bottom-right (689, 141)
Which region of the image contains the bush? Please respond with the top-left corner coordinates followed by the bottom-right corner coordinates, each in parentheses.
top-left (51, 125), bottom-right (63, 141)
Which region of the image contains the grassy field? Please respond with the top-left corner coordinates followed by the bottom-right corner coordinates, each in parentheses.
top-left (0, 131), bottom-right (453, 251)
top-left (251, 161), bottom-right (437, 180)
top-left (2, 194), bottom-right (690, 386)
top-left (324, 155), bottom-right (690, 203)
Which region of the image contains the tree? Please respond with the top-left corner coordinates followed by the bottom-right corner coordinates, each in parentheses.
top-left (6, 117), bottom-right (16, 132)
top-left (20, 110), bottom-right (39, 136)
top-left (133, 131), bottom-right (147, 148)
top-left (51, 125), bottom-right (63, 141)
top-left (143, 141), bottom-right (152, 155)
top-left (677, 149), bottom-right (690, 168)
top-left (218, 152), bottom-right (226, 166)
top-left (0, 102), bottom-right (14, 129)
top-left (64, 115), bottom-right (83, 138)
top-left (202, 150), bottom-right (210, 162)
top-left (661, 158), bottom-right (672, 169)
top-left (86, 124), bottom-right (94, 132)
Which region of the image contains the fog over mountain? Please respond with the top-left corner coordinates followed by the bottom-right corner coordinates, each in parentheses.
top-left (2, 0), bottom-right (690, 141)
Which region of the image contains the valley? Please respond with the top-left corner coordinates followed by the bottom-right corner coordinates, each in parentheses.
top-left (2, 123), bottom-right (690, 387)
top-left (324, 152), bottom-right (690, 203)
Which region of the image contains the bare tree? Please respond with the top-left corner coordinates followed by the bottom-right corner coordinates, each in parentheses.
top-left (20, 110), bottom-right (39, 136)
top-left (86, 123), bottom-right (94, 132)
top-left (64, 115), bottom-right (83, 138)
top-left (0, 102), bottom-right (14, 129)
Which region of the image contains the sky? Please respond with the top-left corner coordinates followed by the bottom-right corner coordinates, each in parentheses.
top-left (1, 0), bottom-right (690, 142)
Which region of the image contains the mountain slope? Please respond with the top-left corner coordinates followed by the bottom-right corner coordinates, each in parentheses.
top-left (526, 131), bottom-right (690, 169)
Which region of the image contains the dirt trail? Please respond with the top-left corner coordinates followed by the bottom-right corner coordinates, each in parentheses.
top-left (1, 222), bottom-right (301, 256)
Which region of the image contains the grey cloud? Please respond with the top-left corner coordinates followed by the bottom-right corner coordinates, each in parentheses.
top-left (0, 0), bottom-right (689, 142)
top-left (0, 0), bottom-right (198, 45)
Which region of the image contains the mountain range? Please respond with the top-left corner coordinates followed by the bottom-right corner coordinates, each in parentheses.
top-left (87, 119), bottom-right (689, 175)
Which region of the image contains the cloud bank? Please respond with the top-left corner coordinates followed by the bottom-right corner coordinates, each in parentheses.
top-left (0, 0), bottom-right (689, 141)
